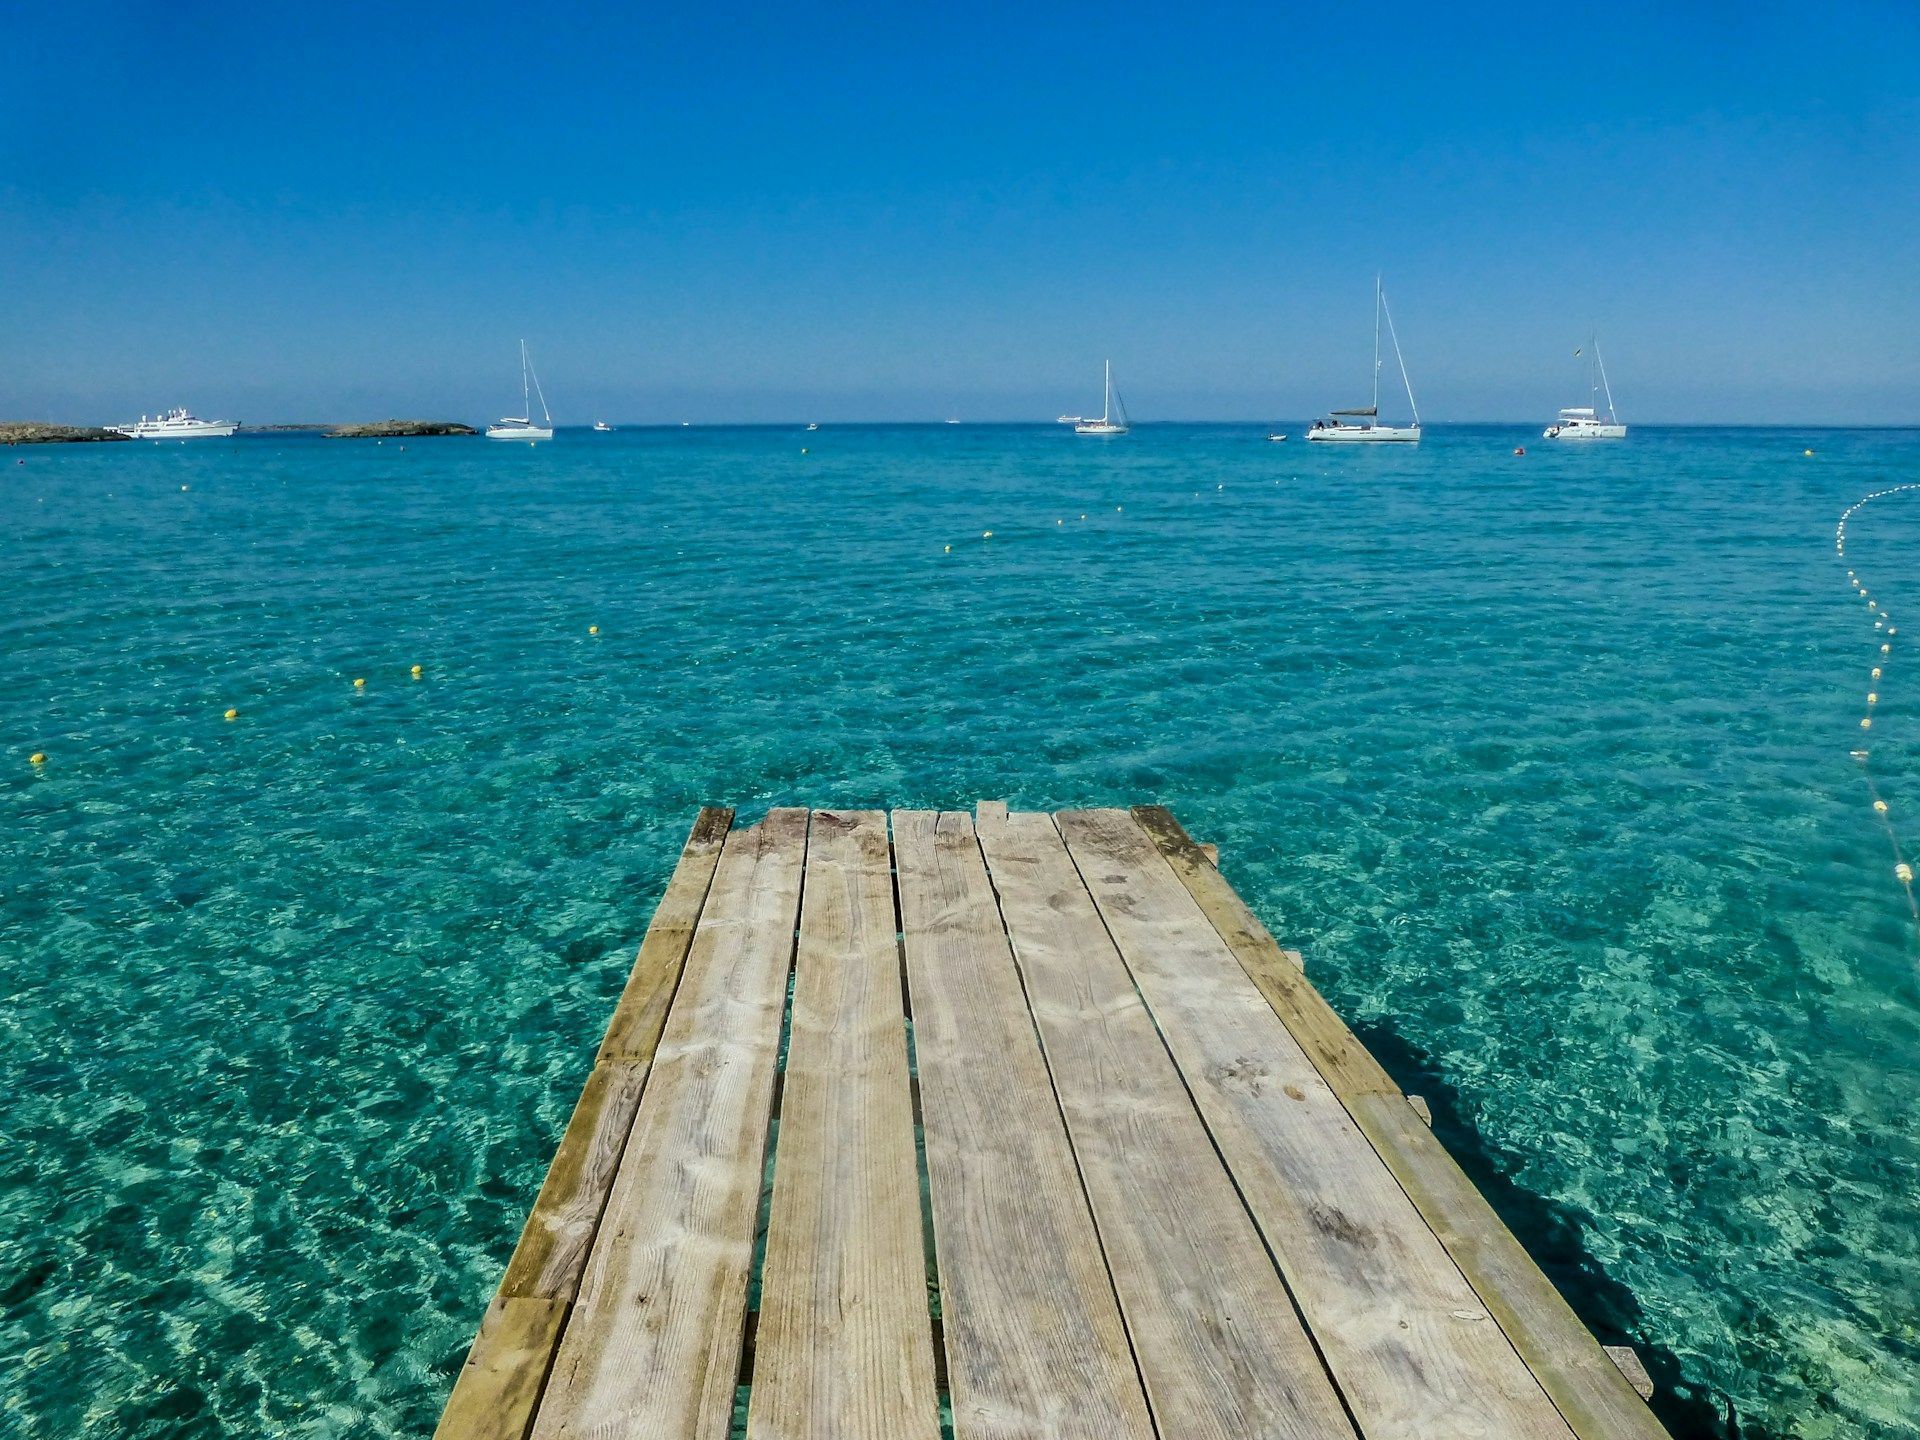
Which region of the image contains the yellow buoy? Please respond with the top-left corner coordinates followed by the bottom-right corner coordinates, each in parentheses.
top-left (1869, 693), bottom-right (1879, 704)
top-left (410, 664), bottom-right (423, 678)
top-left (801, 447), bottom-right (809, 454)
top-left (1899, 863), bottom-right (1914, 884)
top-left (1884, 644), bottom-right (1894, 654)
top-left (29, 752), bottom-right (46, 765)
top-left (1875, 800), bottom-right (1890, 813)
top-left (1805, 448), bottom-right (1815, 457)
top-left (354, 677), bottom-right (366, 689)
top-left (943, 544), bottom-right (951, 553)
top-left (982, 530), bottom-right (992, 539)
top-left (1873, 667), bottom-right (1883, 679)
top-left (1862, 717), bottom-right (1873, 729)
top-left (224, 708), bottom-right (238, 721)
top-left (588, 625), bottom-right (599, 636)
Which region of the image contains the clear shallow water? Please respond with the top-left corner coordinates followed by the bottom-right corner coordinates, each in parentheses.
top-left (3, 423), bottom-right (1918, 1439)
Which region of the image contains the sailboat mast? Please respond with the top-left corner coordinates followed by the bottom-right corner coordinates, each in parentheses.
top-left (1103, 359), bottom-right (1112, 423)
top-left (520, 340), bottom-right (531, 419)
top-left (1372, 276), bottom-right (1382, 416)
top-left (1379, 287), bottom-right (1419, 428)
top-left (1595, 340), bottom-right (1618, 423)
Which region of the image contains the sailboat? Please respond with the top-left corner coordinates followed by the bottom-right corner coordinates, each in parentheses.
top-left (1073, 360), bottom-right (1129, 435)
top-left (1307, 278), bottom-right (1421, 443)
top-left (1544, 336), bottom-right (1626, 439)
top-left (486, 341), bottom-right (554, 441)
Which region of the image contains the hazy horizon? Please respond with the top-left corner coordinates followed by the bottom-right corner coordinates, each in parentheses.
top-left (5, 1), bottom-right (1917, 427)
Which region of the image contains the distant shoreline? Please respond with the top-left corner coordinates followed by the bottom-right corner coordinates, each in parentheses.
top-left (1, 423), bottom-right (130, 445)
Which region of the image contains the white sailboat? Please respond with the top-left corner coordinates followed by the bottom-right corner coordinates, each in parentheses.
top-left (1307, 278), bottom-right (1421, 443)
top-left (1073, 360), bottom-right (1129, 435)
top-left (486, 341), bottom-right (554, 441)
top-left (1544, 337), bottom-right (1626, 439)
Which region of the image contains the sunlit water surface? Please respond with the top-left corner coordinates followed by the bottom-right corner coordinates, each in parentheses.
top-left (3, 424), bottom-right (1918, 1439)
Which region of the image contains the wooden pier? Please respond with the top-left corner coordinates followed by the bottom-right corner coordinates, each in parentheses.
top-left (435, 805), bottom-right (1669, 1440)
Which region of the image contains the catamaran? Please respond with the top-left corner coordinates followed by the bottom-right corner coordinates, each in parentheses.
top-left (1307, 278), bottom-right (1421, 443)
top-left (111, 408), bottom-right (239, 440)
top-left (486, 341), bottom-right (554, 441)
top-left (1073, 361), bottom-right (1129, 435)
top-left (1544, 337), bottom-right (1626, 439)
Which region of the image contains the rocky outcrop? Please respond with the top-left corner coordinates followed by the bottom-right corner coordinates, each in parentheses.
top-left (325, 420), bottom-right (477, 439)
top-left (0, 423), bottom-right (131, 445)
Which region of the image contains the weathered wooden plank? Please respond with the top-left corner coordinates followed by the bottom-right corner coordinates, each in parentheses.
top-left (974, 809), bottom-right (1358, 1440)
top-left (530, 808), bottom-right (809, 1440)
top-left (1353, 1095), bottom-right (1669, 1439)
top-left (436, 808), bottom-right (736, 1440)
top-left (434, 1298), bottom-right (569, 1440)
top-left (1131, 805), bottom-right (1391, 1095)
top-left (748, 811), bottom-right (940, 1440)
top-left (893, 809), bottom-right (1155, 1440)
top-left (500, 1060), bottom-right (653, 1300)
top-left (1060, 808), bottom-right (1575, 1440)
top-left (1138, 807), bottom-right (1667, 1440)
top-left (548, 806), bottom-right (731, 1301)
top-left (598, 806), bottom-right (735, 1062)
top-left (1604, 1348), bottom-right (1655, 1403)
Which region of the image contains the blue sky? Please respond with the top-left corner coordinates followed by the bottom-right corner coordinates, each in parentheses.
top-left (4, 1), bottom-right (1918, 424)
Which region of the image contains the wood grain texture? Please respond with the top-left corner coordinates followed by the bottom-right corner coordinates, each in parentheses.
top-left (1353, 1095), bottom-right (1669, 1440)
top-left (1060, 808), bottom-right (1576, 1440)
top-left (892, 809), bottom-right (1155, 1440)
top-left (1140, 807), bottom-right (1667, 1440)
top-left (597, 806), bottom-right (735, 1062)
top-left (433, 1297), bottom-right (568, 1440)
top-left (530, 807), bottom-right (809, 1440)
top-left (747, 811), bottom-right (940, 1440)
top-left (974, 808), bottom-right (1359, 1440)
top-left (436, 809), bottom-right (735, 1438)
top-left (500, 1061), bottom-right (653, 1300)
top-left (1131, 805), bottom-right (1395, 1096)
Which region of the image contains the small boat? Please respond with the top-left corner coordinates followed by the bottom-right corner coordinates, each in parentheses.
top-left (111, 408), bottom-right (239, 440)
top-left (806, 422), bottom-right (819, 431)
top-left (1307, 278), bottom-right (1421, 443)
top-left (593, 421), bottom-right (612, 433)
top-left (1266, 432), bottom-right (1289, 443)
top-left (1544, 337), bottom-right (1626, 439)
top-left (1073, 361), bottom-right (1130, 435)
top-left (486, 341), bottom-right (555, 441)
top-left (946, 416), bottom-right (961, 425)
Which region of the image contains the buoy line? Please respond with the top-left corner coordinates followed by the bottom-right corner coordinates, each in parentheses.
top-left (1836, 483), bottom-right (1920, 931)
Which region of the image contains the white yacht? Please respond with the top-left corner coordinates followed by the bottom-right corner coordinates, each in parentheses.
top-left (1307, 278), bottom-right (1421, 443)
top-left (592, 421), bottom-right (612, 432)
top-left (111, 408), bottom-right (239, 440)
top-left (1073, 361), bottom-right (1129, 435)
top-left (486, 341), bottom-right (554, 441)
top-left (1545, 338), bottom-right (1626, 439)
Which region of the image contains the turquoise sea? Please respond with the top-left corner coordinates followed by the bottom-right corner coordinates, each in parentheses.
top-left (4, 423), bottom-right (1918, 1438)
